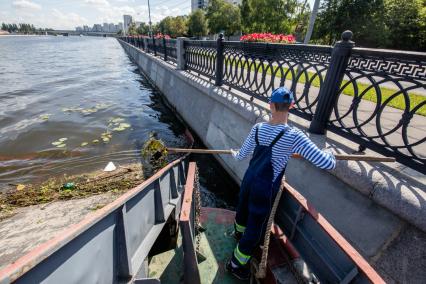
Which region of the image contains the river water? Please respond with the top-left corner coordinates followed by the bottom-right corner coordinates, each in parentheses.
top-left (0, 36), bottom-right (238, 208)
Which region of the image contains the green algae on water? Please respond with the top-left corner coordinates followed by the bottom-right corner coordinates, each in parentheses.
top-left (108, 117), bottom-right (131, 132)
top-left (51, 138), bottom-right (68, 148)
top-left (39, 114), bottom-right (51, 121)
top-left (101, 132), bottom-right (112, 143)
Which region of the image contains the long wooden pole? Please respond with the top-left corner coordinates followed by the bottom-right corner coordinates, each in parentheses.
top-left (166, 148), bottom-right (396, 162)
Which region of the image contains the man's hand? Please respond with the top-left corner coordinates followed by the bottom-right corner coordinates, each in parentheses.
top-left (230, 149), bottom-right (239, 158)
top-left (323, 148), bottom-right (335, 157)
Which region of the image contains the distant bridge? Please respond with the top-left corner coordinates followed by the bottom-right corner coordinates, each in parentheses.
top-left (48, 30), bottom-right (119, 37)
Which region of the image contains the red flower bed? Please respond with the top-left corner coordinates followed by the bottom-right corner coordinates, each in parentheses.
top-left (240, 33), bottom-right (296, 44)
top-left (154, 33), bottom-right (171, 39)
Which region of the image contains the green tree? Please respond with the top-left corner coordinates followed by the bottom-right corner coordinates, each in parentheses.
top-left (240, 0), bottom-right (252, 33)
top-left (239, 0), bottom-right (298, 34)
top-left (384, 0), bottom-right (426, 50)
top-left (136, 22), bottom-right (150, 35)
top-left (313, 0), bottom-right (387, 47)
top-left (158, 16), bottom-right (188, 37)
top-left (152, 23), bottom-right (161, 35)
top-left (206, 0), bottom-right (241, 38)
top-left (127, 22), bottom-right (138, 35)
top-left (188, 10), bottom-right (208, 38)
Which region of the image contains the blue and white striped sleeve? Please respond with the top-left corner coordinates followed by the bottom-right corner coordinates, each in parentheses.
top-left (292, 130), bottom-right (336, 170)
top-left (233, 125), bottom-right (257, 160)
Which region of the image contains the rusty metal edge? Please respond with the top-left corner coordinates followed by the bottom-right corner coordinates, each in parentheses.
top-left (180, 162), bottom-right (196, 222)
top-left (271, 224), bottom-right (300, 260)
top-left (0, 156), bottom-right (187, 284)
top-left (283, 182), bottom-right (385, 284)
top-left (178, 162), bottom-right (201, 284)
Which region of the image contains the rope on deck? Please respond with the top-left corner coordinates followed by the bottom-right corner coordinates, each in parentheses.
top-left (255, 177), bottom-right (285, 279)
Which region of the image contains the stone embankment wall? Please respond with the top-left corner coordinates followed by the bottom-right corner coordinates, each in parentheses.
top-left (119, 40), bottom-right (425, 283)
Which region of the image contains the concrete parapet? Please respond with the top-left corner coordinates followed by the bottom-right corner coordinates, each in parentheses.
top-left (118, 39), bottom-right (426, 282)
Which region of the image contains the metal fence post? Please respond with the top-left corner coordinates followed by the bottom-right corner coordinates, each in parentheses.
top-left (177, 37), bottom-right (186, 70)
top-left (163, 36), bottom-right (168, 61)
top-left (215, 33), bottom-right (224, 86)
top-left (309, 30), bottom-right (354, 134)
top-left (143, 37), bottom-right (148, 51)
top-left (153, 37), bottom-right (157, 56)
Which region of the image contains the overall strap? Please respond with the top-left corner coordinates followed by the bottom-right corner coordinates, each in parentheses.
top-left (255, 125), bottom-right (260, 145)
top-left (270, 126), bottom-right (291, 147)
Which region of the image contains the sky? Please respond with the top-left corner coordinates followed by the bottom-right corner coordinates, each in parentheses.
top-left (0, 0), bottom-right (192, 30)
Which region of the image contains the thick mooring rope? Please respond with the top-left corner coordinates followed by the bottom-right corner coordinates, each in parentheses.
top-left (255, 177), bottom-right (286, 279)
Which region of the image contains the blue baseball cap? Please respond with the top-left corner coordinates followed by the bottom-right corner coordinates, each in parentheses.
top-left (269, 87), bottom-right (294, 103)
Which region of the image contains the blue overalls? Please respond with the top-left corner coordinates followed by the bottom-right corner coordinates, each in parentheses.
top-left (232, 126), bottom-right (290, 267)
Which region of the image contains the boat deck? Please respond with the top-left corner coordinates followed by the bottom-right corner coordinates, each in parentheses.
top-left (148, 208), bottom-right (242, 283)
top-left (148, 207), bottom-right (297, 283)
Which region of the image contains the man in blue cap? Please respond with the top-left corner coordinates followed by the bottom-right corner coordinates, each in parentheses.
top-left (226, 87), bottom-right (336, 280)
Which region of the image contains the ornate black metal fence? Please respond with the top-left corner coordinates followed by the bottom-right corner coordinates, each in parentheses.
top-left (222, 40), bottom-right (332, 120)
top-left (165, 39), bottom-right (177, 63)
top-left (119, 34), bottom-right (426, 173)
top-left (330, 48), bottom-right (426, 171)
top-left (155, 38), bottom-right (164, 57)
top-left (184, 40), bottom-right (217, 79)
top-left (147, 37), bottom-right (157, 56)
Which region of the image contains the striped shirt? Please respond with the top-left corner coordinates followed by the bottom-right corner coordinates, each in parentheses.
top-left (234, 122), bottom-right (336, 181)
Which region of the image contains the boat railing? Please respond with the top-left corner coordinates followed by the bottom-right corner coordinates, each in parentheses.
top-left (179, 162), bottom-right (201, 284)
top-left (275, 183), bottom-right (385, 283)
top-left (0, 157), bottom-right (189, 284)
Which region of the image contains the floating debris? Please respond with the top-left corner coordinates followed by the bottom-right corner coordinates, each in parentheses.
top-left (109, 117), bottom-right (125, 124)
top-left (112, 123), bottom-right (131, 132)
top-left (104, 162), bottom-right (116, 172)
top-left (108, 117), bottom-right (131, 132)
top-left (95, 103), bottom-right (112, 110)
top-left (51, 138), bottom-right (68, 148)
top-left (80, 142), bottom-right (89, 147)
top-left (92, 139), bottom-right (99, 144)
top-left (0, 163), bottom-right (144, 220)
top-left (16, 184), bottom-right (26, 191)
top-left (39, 114), bottom-right (51, 121)
top-left (100, 131), bottom-right (112, 143)
top-left (81, 108), bottom-right (98, 115)
top-left (141, 133), bottom-right (168, 171)
top-left (61, 103), bottom-right (112, 116)
top-left (62, 107), bottom-right (84, 113)
top-left (61, 182), bottom-right (75, 190)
